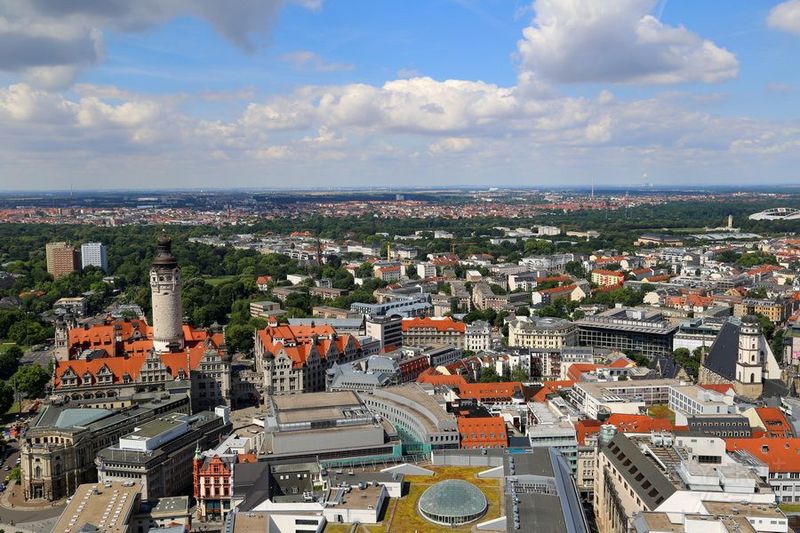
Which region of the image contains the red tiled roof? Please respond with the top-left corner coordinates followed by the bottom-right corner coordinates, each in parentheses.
top-left (532, 380), bottom-right (574, 403)
top-left (755, 407), bottom-right (794, 438)
top-left (401, 317), bottom-right (465, 333)
top-left (416, 367), bottom-right (468, 386)
top-left (725, 438), bottom-right (800, 473)
top-left (458, 382), bottom-right (522, 401)
top-left (605, 414), bottom-right (678, 433)
top-left (255, 323), bottom-right (359, 369)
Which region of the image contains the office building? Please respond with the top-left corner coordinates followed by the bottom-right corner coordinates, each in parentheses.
top-left (81, 242), bottom-right (109, 273)
top-left (575, 306), bottom-right (678, 359)
top-left (401, 316), bottom-right (465, 349)
top-left (46, 241), bottom-right (80, 279)
top-left (508, 316), bottom-right (578, 350)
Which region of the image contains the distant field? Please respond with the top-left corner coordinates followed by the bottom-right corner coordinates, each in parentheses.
top-left (203, 275), bottom-right (238, 286)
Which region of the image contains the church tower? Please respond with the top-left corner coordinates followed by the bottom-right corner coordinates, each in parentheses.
top-left (735, 315), bottom-right (763, 399)
top-left (150, 233), bottom-right (184, 353)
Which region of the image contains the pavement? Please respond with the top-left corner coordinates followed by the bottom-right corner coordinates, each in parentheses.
top-left (20, 346), bottom-right (55, 370)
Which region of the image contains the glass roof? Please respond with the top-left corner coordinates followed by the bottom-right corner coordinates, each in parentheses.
top-left (418, 479), bottom-right (487, 517)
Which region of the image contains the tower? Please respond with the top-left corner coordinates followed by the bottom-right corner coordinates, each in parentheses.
top-left (735, 315), bottom-right (763, 399)
top-left (150, 234), bottom-right (184, 352)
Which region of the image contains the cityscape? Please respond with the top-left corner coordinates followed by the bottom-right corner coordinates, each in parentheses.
top-left (1, 2), bottom-right (800, 533)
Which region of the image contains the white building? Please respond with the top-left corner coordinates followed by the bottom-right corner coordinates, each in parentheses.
top-left (81, 242), bottom-right (108, 273)
top-left (465, 321), bottom-right (491, 352)
top-left (669, 385), bottom-right (733, 425)
top-left (416, 262), bottom-right (436, 279)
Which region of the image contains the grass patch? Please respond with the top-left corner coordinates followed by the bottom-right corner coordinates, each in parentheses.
top-left (391, 466), bottom-right (502, 533)
top-left (648, 404), bottom-right (676, 424)
top-left (779, 503), bottom-right (800, 513)
top-left (4, 401), bottom-right (22, 415)
top-left (203, 275), bottom-right (238, 287)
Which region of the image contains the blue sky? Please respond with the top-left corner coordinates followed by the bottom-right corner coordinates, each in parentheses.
top-left (0, 0), bottom-right (799, 190)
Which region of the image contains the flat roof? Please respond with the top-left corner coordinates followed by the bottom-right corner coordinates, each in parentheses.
top-left (53, 481), bottom-right (140, 533)
top-left (272, 390), bottom-right (360, 411)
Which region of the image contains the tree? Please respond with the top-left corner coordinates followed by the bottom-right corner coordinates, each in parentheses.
top-left (0, 345), bottom-right (22, 380)
top-left (0, 383), bottom-right (13, 414)
top-left (225, 323), bottom-right (255, 355)
top-left (479, 367), bottom-right (501, 383)
top-left (510, 368), bottom-right (529, 382)
top-left (673, 348), bottom-right (700, 380)
top-left (10, 364), bottom-right (50, 400)
top-left (771, 329), bottom-right (786, 362)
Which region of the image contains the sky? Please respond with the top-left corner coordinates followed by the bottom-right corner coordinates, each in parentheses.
top-left (0, 0), bottom-right (800, 191)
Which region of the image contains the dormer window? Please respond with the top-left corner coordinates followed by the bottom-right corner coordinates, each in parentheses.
top-left (82, 372), bottom-right (93, 385)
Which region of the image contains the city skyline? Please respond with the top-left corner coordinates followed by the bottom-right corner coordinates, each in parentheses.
top-left (1, 0), bottom-right (800, 190)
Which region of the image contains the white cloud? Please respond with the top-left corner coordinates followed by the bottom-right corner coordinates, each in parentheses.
top-left (517, 0), bottom-right (738, 85)
top-left (768, 0), bottom-right (800, 35)
top-left (429, 137), bottom-right (473, 153)
top-left (0, 0), bottom-right (322, 87)
top-left (280, 51), bottom-right (354, 72)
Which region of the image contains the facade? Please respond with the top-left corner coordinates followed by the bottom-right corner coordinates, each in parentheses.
top-left (80, 242), bottom-right (108, 273)
top-left (508, 316), bottom-right (578, 349)
top-left (465, 320), bottom-right (491, 352)
top-left (254, 321), bottom-right (362, 395)
top-left (401, 316), bottom-right (465, 349)
top-left (358, 384), bottom-right (460, 451)
top-left (365, 315), bottom-right (402, 350)
top-left (20, 394), bottom-right (190, 501)
top-left (575, 307), bottom-right (678, 359)
top-left (591, 269), bottom-right (625, 287)
top-left (46, 241), bottom-right (80, 279)
top-left (734, 298), bottom-right (791, 324)
top-left (456, 417), bottom-right (508, 449)
top-left (96, 409), bottom-right (232, 500)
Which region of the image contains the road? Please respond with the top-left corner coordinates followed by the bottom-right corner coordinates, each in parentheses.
top-left (21, 345), bottom-right (55, 370)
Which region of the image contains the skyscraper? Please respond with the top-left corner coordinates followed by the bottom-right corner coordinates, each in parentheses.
top-left (80, 242), bottom-right (108, 273)
top-left (45, 242), bottom-right (80, 280)
top-left (150, 234), bottom-right (184, 353)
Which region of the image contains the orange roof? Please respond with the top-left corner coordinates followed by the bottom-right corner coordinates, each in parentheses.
top-left (575, 419), bottom-right (603, 445)
top-left (416, 368), bottom-right (468, 386)
top-left (567, 363), bottom-right (598, 381)
top-left (401, 317), bottom-right (465, 333)
top-left (538, 284), bottom-right (577, 295)
top-left (608, 356), bottom-right (635, 369)
top-left (592, 269), bottom-right (625, 277)
top-left (643, 274), bottom-right (671, 282)
top-left (256, 275), bottom-right (272, 284)
top-left (725, 438), bottom-right (800, 473)
top-left (458, 382), bottom-right (522, 401)
top-left (755, 407), bottom-right (794, 438)
top-left (605, 414), bottom-right (677, 433)
top-left (532, 380), bottom-right (574, 403)
top-left (55, 353), bottom-right (146, 386)
top-left (457, 417), bottom-right (507, 432)
top-left (255, 323), bottom-right (359, 368)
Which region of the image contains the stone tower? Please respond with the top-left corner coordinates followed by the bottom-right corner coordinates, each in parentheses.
top-left (150, 233), bottom-right (184, 353)
top-left (734, 315), bottom-right (763, 399)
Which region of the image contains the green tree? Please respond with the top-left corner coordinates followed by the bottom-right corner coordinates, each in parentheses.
top-left (0, 383), bottom-right (13, 414)
top-left (10, 364), bottom-right (50, 400)
top-left (479, 367), bottom-right (501, 383)
top-left (0, 345), bottom-right (22, 380)
top-left (225, 323), bottom-right (256, 355)
top-left (510, 368), bottom-right (529, 382)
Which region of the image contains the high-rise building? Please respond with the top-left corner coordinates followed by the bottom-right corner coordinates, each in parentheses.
top-left (150, 234), bottom-right (184, 352)
top-left (80, 241), bottom-right (108, 272)
top-left (45, 242), bottom-right (79, 279)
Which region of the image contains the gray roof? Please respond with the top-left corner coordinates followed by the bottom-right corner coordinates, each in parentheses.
top-left (702, 320), bottom-right (739, 381)
top-left (234, 461), bottom-right (271, 511)
top-left (603, 433), bottom-right (676, 509)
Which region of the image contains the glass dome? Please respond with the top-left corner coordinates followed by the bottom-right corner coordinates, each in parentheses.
top-left (417, 479), bottom-right (488, 525)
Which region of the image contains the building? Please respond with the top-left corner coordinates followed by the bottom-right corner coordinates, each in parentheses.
top-left (698, 316), bottom-right (783, 400)
top-left (46, 241), bottom-right (80, 279)
top-left (569, 379), bottom-right (680, 419)
top-left (96, 409), bottom-right (232, 499)
top-left (54, 235), bottom-right (232, 413)
top-left (54, 296), bottom-right (89, 318)
top-left (254, 321), bottom-right (363, 395)
top-left (734, 298), bottom-right (791, 323)
top-left (591, 269), bottom-right (625, 287)
top-left (249, 300), bottom-right (285, 318)
top-left (351, 294), bottom-right (432, 318)
top-left (508, 316), bottom-right (578, 349)
top-left (150, 234), bottom-right (184, 352)
top-left (262, 390), bottom-right (401, 463)
top-left (80, 242), bottom-right (108, 273)
top-left (51, 480), bottom-right (192, 533)
top-left (456, 417), bottom-right (508, 449)
top-left (668, 384), bottom-right (733, 425)
top-left (20, 393), bottom-right (190, 501)
top-left (401, 316), bottom-right (465, 348)
top-left (417, 262), bottom-right (436, 279)
top-left (465, 320), bottom-right (491, 352)
top-left (365, 315), bottom-right (402, 350)
top-left (526, 402), bottom-right (578, 471)
top-left (575, 307), bottom-right (678, 359)
top-left (596, 432), bottom-right (778, 533)
top-left (358, 383), bottom-right (460, 452)
top-left (726, 438), bottom-right (800, 504)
